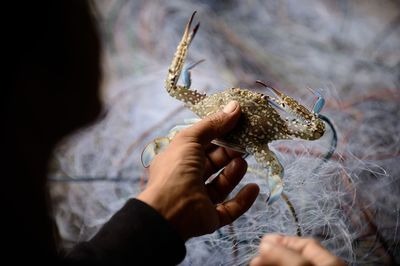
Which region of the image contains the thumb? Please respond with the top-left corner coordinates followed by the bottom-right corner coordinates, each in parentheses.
top-left (181, 101), bottom-right (241, 145)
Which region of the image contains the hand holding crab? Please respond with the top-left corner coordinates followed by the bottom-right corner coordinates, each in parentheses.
top-left (142, 11), bottom-right (327, 206)
top-left (138, 102), bottom-right (259, 240)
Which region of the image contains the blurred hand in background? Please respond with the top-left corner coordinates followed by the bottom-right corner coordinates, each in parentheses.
top-left (250, 234), bottom-right (346, 266)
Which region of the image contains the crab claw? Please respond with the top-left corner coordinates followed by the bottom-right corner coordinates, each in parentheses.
top-left (256, 80), bottom-right (289, 113)
top-left (186, 11), bottom-right (200, 46)
top-left (266, 174), bottom-right (283, 205)
top-left (256, 80), bottom-right (283, 98)
top-left (313, 97), bottom-right (325, 114)
top-left (141, 137), bottom-right (171, 168)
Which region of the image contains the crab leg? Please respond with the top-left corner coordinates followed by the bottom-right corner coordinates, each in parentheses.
top-left (247, 145), bottom-right (284, 205)
top-left (256, 80), bottom-right (325, 141)
top-left (165, 11), bottom-right (205, 106)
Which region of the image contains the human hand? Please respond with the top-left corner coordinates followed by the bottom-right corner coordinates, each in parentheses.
top-left (250, 234), bottom-right (346, 266)
top-left (137, 101), bottom-right (260, 241)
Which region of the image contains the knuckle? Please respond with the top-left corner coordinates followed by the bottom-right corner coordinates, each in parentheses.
top-left (207, 113), bottom-right (226, 131)
top-left (261, 233), bottom-right (283, 244)
top-left (174, 128), bottom-right (197, 143)
top-left (305, 238), bottom-right (320, 246)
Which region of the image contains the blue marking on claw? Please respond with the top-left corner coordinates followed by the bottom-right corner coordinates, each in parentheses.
top-left (313, 97), bottom-right (325, 114)
top-left (183, 60), bottom-right (205, 88)
top-left (182, 68), bottom-right (192, 88)
top-left (308, 88), bottom-right (325, 114)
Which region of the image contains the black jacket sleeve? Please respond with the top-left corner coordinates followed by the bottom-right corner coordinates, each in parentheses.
top-left (67, 198), bottom-right (186, 265)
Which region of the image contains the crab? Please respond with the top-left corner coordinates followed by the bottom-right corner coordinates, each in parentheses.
top-left (142, 11), bottom-right (326, 205)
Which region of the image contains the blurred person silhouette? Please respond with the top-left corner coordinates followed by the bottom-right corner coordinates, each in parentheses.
top-left (4, 1), bottom-right (345, 265)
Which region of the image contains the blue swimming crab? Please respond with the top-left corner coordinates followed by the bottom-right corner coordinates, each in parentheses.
top-left (142, 12), bottom-right (326, 205)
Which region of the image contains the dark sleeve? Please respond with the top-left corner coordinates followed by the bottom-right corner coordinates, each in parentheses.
top-left (67, 198), bottom-right (186, 266)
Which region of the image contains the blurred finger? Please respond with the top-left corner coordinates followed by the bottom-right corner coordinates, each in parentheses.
top-left (206, 157), bottom-right (248, 203)
top-left (249, 256), bottom-right (265, 266)
top-left (257, 239), bottom-right (312, 266)
top-left (262, 235), bottom-right (346, 266)
top-left (216, 183), bottom-right (259, 226)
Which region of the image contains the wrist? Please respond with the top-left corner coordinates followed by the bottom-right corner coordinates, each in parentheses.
top-left (137, 188), bottom-right (187, 240)
top-left (137, 188), bottom-right (213, 241)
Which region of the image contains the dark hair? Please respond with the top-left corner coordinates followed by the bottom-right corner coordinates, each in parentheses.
top-left (9, 1), bottom-right (102, 141)
top-left (5, 1), bottom-right (102, 260)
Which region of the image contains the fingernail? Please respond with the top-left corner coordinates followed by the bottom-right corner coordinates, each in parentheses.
top-left (223, 101), bottom-right (238, 113)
